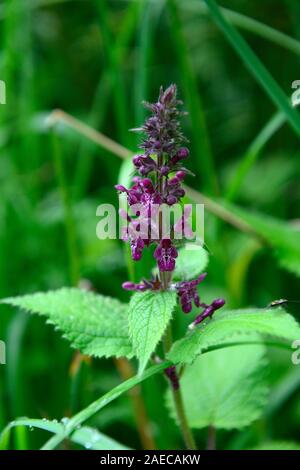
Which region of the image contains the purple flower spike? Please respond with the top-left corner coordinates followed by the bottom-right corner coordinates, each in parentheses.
top-left (154, 239), bottom-right (178, 272)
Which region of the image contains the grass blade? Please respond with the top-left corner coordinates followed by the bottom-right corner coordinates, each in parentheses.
top-left (185, 1), bottom-right (300, 56)
top-left (226, 111), bottom-right (286, 201)
top-left (167, 0), bottom-right (218, 195)
top-left (203, 0), bottom-right (300, 138)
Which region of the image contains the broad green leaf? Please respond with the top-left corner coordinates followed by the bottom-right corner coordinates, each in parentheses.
top-left (168, 308), bottom-right (300, 365)
top-left (129, 291), bottom-right (176, 374)
top-left (173, 246), bottom-right (208, 281)
top-left (222, 201), bottom-right (300, 277)
top-left (252, 441), bottom-right (300, 450)
top-left (167, 345), bottom-right (268, 429)
top-left (1, 288), bottom-right (133, 359)
top-left (0, 419), bottom-right (130, 450)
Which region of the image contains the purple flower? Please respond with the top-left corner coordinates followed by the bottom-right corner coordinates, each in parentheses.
top-left (122, 277), bottom-right (161, 292)
top-left (189, 298), bottom-right (226, 329)
top-left (175, 273), bottom-right (207, 313)
top-left (154, 239), bottom-right (178, 272)
top-left (130, 237), bottom-right (145, 261)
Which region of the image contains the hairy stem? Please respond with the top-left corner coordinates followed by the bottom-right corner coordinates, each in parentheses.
top-left (163, 323), bottom-right (197, 450)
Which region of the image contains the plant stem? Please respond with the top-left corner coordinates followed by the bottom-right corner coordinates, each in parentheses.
top-left (172, 386), bottom-right (196, 450)
top-left (163, 323), bottom-right (197, 450)
top-left (207, 425), bottom-right (216, 450)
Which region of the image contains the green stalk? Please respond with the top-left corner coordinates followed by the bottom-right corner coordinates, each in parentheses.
top-left (163, 324), bottom-right (197, 450)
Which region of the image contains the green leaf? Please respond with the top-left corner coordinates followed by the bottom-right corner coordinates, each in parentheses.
top-left (222, 201), bottom-right (300, 277)
top-left (173, 246), bottom-right (208, 281)
top-left (0, 418), bottom-right (130, 450)
top-left (168, 308), bottom-right (300, 365)
top-left (71, 425), bottom-right (130, 450)
top-left (1, 288), bottom-right (133, 359)
top-left (252, 441), bottom-right (300, 450)
top-left (167, 345), bottom-right (268, 429)
top-left (129, 291), bottom-right (176, 374)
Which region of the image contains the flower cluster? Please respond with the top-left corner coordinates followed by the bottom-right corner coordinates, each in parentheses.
top-left (175, 273), bottom-right (207, 313)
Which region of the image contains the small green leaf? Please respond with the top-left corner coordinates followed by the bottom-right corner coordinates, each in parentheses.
top-left (173, 246), bottom-right (208, 281)
top-left (168, 308), bottom-right (300, 364)
top-left (129, 290), bottom-right (176, 374)
top-left (1, 288), bottom-right (133, 359)
top-left (167, 345), bottom-right (268, 429)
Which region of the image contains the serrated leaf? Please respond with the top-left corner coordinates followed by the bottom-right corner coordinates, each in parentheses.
top-left (166, 345), bottom-right (268, 429)
top-left (129, 291), bottom-right (176, 374)
top-left (168, 308), bottom-right (300, 364)
top-left (1, 288), bottom-right (133, 359)
top-left (221, 200), bottom-right (300, 277)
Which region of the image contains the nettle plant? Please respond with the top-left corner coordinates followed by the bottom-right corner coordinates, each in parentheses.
top-left (2, 85), bottom-right (300, 451)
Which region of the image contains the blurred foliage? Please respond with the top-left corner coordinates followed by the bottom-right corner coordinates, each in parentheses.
top-left (0, 0), bottom-right (300, 450)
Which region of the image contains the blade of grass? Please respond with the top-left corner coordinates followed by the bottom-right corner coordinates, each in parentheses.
top-left (167, 0), bottom-right (218, 195)
top-left (94, 0), bottom-right (131, 148)
top-left (73, 0), bottom-right (138, 199)
top-left (184, 0), bottom-right (300, 56)
top-left (41, 336), bottom-right (292, 450)
top-left (225, 111), bottom-right (286, 201)
top-left (134, 0), bottom-right (165, 127)
top-left (203, 0), bottom-right (300, 138)
top-left (14, 426), bottom-right (29, 450)
top-left (51, 130), bottom-right (80, 286)
top-left (41, 361), bottom-right (170, 450)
